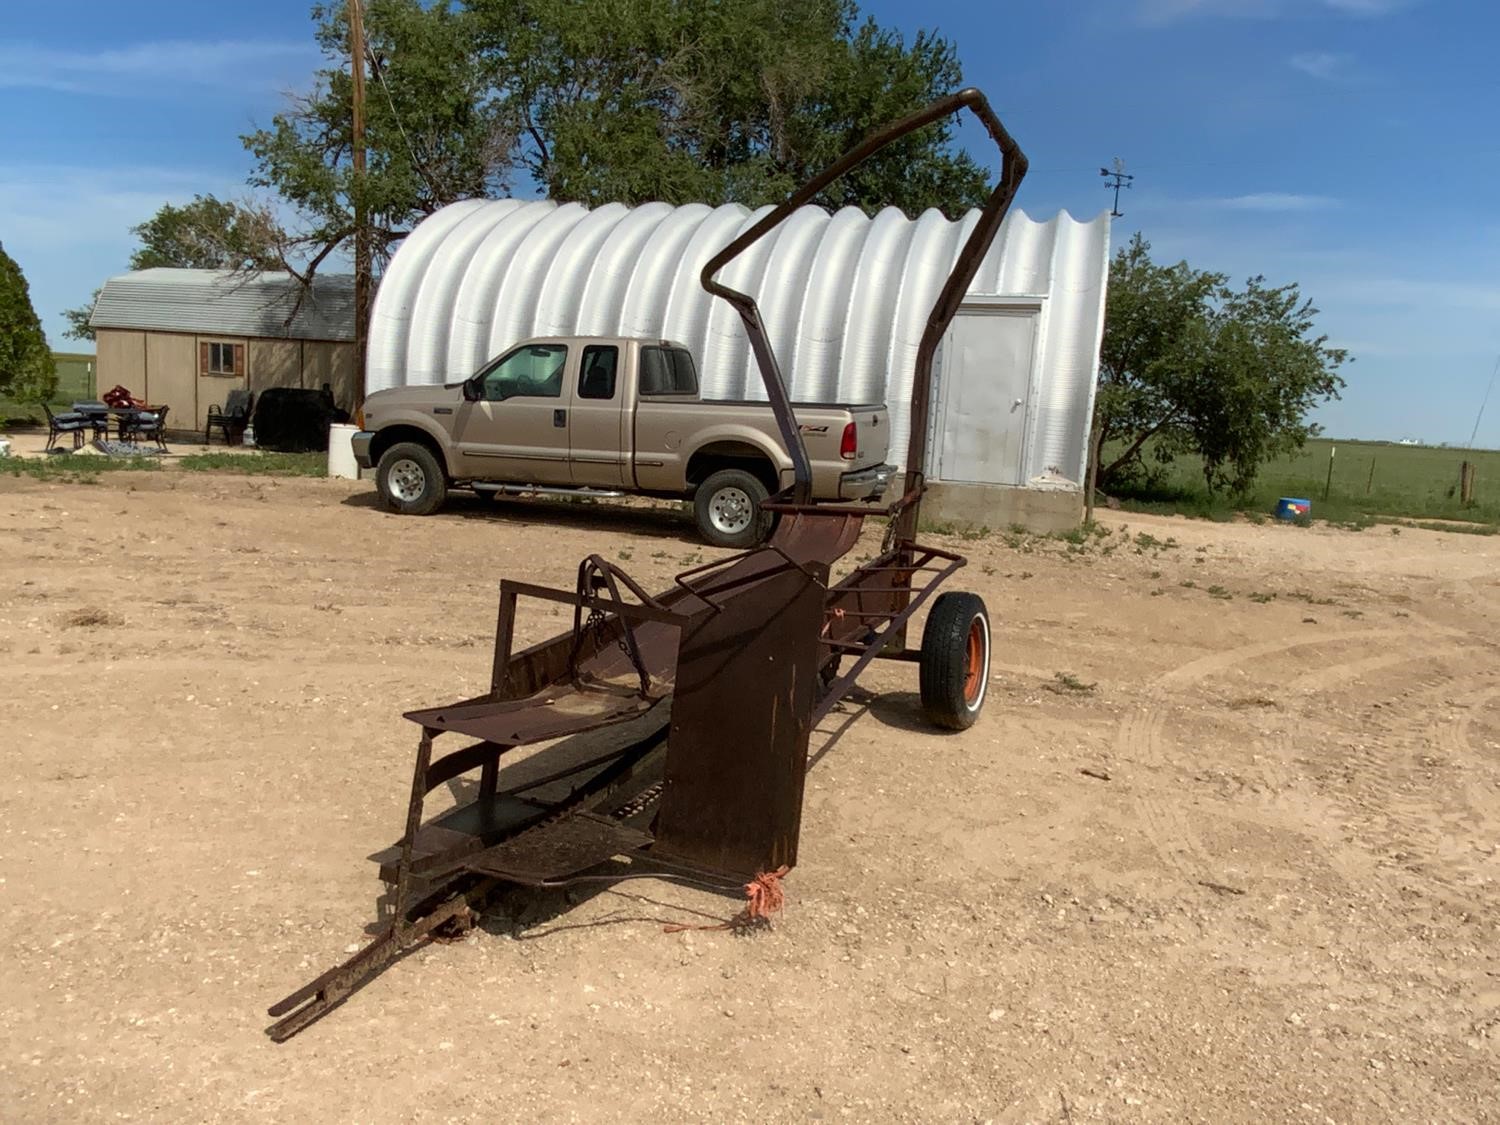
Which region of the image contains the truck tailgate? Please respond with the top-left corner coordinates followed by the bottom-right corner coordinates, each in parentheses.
top-left (845, 404), bottom-right (888, 471)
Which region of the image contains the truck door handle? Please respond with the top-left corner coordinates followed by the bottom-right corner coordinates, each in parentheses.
top-left (553, 409), bottom-right (567, 428)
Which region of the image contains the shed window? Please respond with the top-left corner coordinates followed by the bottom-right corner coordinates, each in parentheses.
top-left (202, 341), bottom-right (244, 377)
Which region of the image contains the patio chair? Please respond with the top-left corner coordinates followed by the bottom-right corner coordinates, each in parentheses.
top-left (43, 403), bottom-right (91, 451)
top-left (205, 389), bottom-right (255, 445)
top-left (72, 401), bottom-right (112, 442)
top-left (121, 404), bottom-right (170, 451)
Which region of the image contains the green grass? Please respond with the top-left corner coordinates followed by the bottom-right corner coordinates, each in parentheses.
top-left (177, 451), bottom-right (327, 476)
top-left (4, 450), bottom-right (325, 481)
top-left (1108, 438), bottom-right (1500, 528)
top-left (2, 453), bottom-right (161, 481)
top-left (0, 353), bottom-right (96, 427)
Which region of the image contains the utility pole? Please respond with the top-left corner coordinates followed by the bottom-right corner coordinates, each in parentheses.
top-left (1099, 157), bottom-right (1133, 218)
top-left (349, 0), bottom-right (369, 413)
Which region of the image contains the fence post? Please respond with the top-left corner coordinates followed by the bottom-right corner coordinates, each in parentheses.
top-left (1460, 461), bottom-right (1476, 505)
top-left (1366, 455), bottom-right (1376, 495)
top-left (1324, 444), bottom-right (1336, 502)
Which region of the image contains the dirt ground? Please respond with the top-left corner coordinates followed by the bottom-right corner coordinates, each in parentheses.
top-left (2, 471), bottom-right (1499, 1123)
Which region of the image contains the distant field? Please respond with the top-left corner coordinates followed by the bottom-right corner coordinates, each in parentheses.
top-left (0, 353), bottom-right (97, 426)
top-left (1108, 438), bottom-right (1500, 527)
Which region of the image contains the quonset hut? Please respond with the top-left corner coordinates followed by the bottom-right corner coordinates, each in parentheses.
top-left (368, 198), bottom-right (1110, 529)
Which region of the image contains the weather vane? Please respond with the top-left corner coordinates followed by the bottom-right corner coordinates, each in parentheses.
top-left (1100, 158), bottom-right (1133, 218)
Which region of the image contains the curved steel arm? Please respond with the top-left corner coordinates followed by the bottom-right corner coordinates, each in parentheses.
top-left (700, 88), bottom-right (1029, 507)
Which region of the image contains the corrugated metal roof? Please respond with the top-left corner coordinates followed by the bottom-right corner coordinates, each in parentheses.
top-left (369, 199), bottom-right (1110, 484)
top-left (90, 268), bottom-right (356, 342)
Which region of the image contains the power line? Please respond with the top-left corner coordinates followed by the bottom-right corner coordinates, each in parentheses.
top-left (1468, 352), bottom-right (1500, 449)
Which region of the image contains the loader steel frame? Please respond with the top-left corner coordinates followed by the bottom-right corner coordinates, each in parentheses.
top-left (267, 87), bottom-right (1027, 1041)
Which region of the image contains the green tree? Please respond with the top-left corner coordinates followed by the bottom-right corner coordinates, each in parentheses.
top-left (0, 242), bottom-right (58, 403)
top-left (244, 0), bottom-right (512, 278)
top-left (126, 194), bottom-right (284, 271)
top-left (242, 0), bottom-right (988, 280)
top-left (483, 0), bottom-right (987, 213)
top-left (64, 194), bottom-right (286, 340)
top-left (1091, 235), bottom-right (1346, 499)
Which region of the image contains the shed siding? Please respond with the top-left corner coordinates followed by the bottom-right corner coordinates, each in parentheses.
top-left (249, 339), bottom-right (302, 393)
top-left (145, 332), bottom-right (197, 425)
top-left (96, 330), bottom-right (146, 396)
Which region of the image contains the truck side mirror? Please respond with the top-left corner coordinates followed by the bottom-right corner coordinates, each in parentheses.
top-left (462, 379), bottom-right (481, 403)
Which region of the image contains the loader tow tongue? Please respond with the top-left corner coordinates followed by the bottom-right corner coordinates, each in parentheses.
top-left (266, 87), bottom-right (1027, 1041)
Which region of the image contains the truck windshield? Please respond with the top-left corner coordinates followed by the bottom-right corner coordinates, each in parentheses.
top-left (478, 343), bottom-right (568, 400)
top-left (640, 347), bottom-right (698, 396)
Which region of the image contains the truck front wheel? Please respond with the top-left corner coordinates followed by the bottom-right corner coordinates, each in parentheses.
top-left (693, 468), bottom-right (771, 548)
top-left (376, 442), bottom-right (448, 516)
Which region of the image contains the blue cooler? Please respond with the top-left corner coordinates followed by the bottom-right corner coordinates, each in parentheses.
top-left (1276, 497), bottom-right (1311, 521)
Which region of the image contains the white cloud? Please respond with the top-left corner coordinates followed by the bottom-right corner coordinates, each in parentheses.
top-left (1135, 0), bottom-right (1277, 24)
top-left (1209, 192), bottom-right (1341, 212)
top-left (0, 39), bottom-right (317, 95)
top-left (1137, 0), bottom-right (1410, 21)
top-left (1289, 51), bottom-right (1354, 80)
top-left (0, 162), bottom-right (260, 346)
top-left (1321, 0), bottom-right (1409, 14)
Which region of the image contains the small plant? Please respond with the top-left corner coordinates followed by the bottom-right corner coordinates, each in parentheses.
top-left (1287, 592), bottom-right (1336, 606)
top-left (617, 549), bottom-right (633, 562)
top-left (1248, 592), bottom-right (1275, 604)
top-left (1149, 569), bottom-right (1162, 579)
top-left (62, 607), bottom-right (123, 628)
top-left (651, 550), bottom-right (669, 559)
top-left (1206, 585), bottom-right (1232, 600)
top-left (1228, 695), bottom-right (1278, 710)
top-left (1047, 671), bottom-right (1097, 694)
top-left (1180, 579), bottom-right (1196, 589)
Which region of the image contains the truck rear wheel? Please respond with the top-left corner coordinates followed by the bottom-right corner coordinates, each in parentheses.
top-left (918, 592), bottom-right (990, 730)
top-left (376, 442), bottom-right (448, 516)
top-left (693, 468), bottom-right (772, 548)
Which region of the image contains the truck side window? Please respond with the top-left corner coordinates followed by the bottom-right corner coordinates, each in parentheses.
top-left (640, 346), bottom-right (698, 396)
top-left (578, 346), bottom-right (618, 400)
top-left (480, 343), bottom-right (568, 401)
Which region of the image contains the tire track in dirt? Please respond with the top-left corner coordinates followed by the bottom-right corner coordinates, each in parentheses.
top-left (1313, 666), bottom-right (1500, 919)
top-left (1124, 627), bottom-right (1478, 893)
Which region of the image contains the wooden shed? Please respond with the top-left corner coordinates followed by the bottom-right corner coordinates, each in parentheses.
top-left (88, 269), bottom-right (357, 433)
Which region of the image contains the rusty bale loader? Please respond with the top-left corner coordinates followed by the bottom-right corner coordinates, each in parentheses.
top-left (267, 88), bottom-right (1028, 1041)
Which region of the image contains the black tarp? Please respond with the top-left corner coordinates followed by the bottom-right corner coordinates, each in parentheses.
top-left (252, 387), bottom-right (346, 453)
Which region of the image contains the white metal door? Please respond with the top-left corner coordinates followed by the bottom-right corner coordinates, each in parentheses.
top-left (936, 308), bottom-right (1036, 485)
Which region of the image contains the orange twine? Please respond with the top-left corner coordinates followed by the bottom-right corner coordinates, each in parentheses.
top-left (664, 865), bottom-right (791, 933)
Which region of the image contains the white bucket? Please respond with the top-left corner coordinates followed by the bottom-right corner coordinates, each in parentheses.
top-left (0, 438), bottom-right (11, 458)
top-left (327, 423), bottom-right (360, 480)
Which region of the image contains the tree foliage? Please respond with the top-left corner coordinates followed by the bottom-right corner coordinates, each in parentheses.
top-left (64, 194), bottom-right (286, 340)
top-left (242, 0), bottom-right (989, 282)
top-left (0, 243), bottom-right (57, 403)
top-left (1095, 235), bottom-right (1347, 496)
top-left (127, 195), bottom-right (285, 272)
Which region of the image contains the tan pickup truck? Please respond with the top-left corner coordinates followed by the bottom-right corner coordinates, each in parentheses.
top-left (351, 335), bottom-right (894, 546)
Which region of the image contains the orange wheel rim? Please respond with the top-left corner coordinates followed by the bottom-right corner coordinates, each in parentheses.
top-left (963, 619), bottom-right (985, 704)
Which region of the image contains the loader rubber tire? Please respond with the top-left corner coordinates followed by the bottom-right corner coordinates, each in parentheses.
top-left (694, 468), bottom-right (772, 548)
top-left (376, 441), bottom-right (448, 516)
top-left (918, 592), bottom-right (990, 730)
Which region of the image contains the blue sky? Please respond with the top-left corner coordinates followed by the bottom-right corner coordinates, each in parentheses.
top-left (2, 0), bottom-right (1496, 443)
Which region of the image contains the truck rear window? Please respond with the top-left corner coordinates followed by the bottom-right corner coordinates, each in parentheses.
top-left (640, 347), bottom-right (698, 396)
